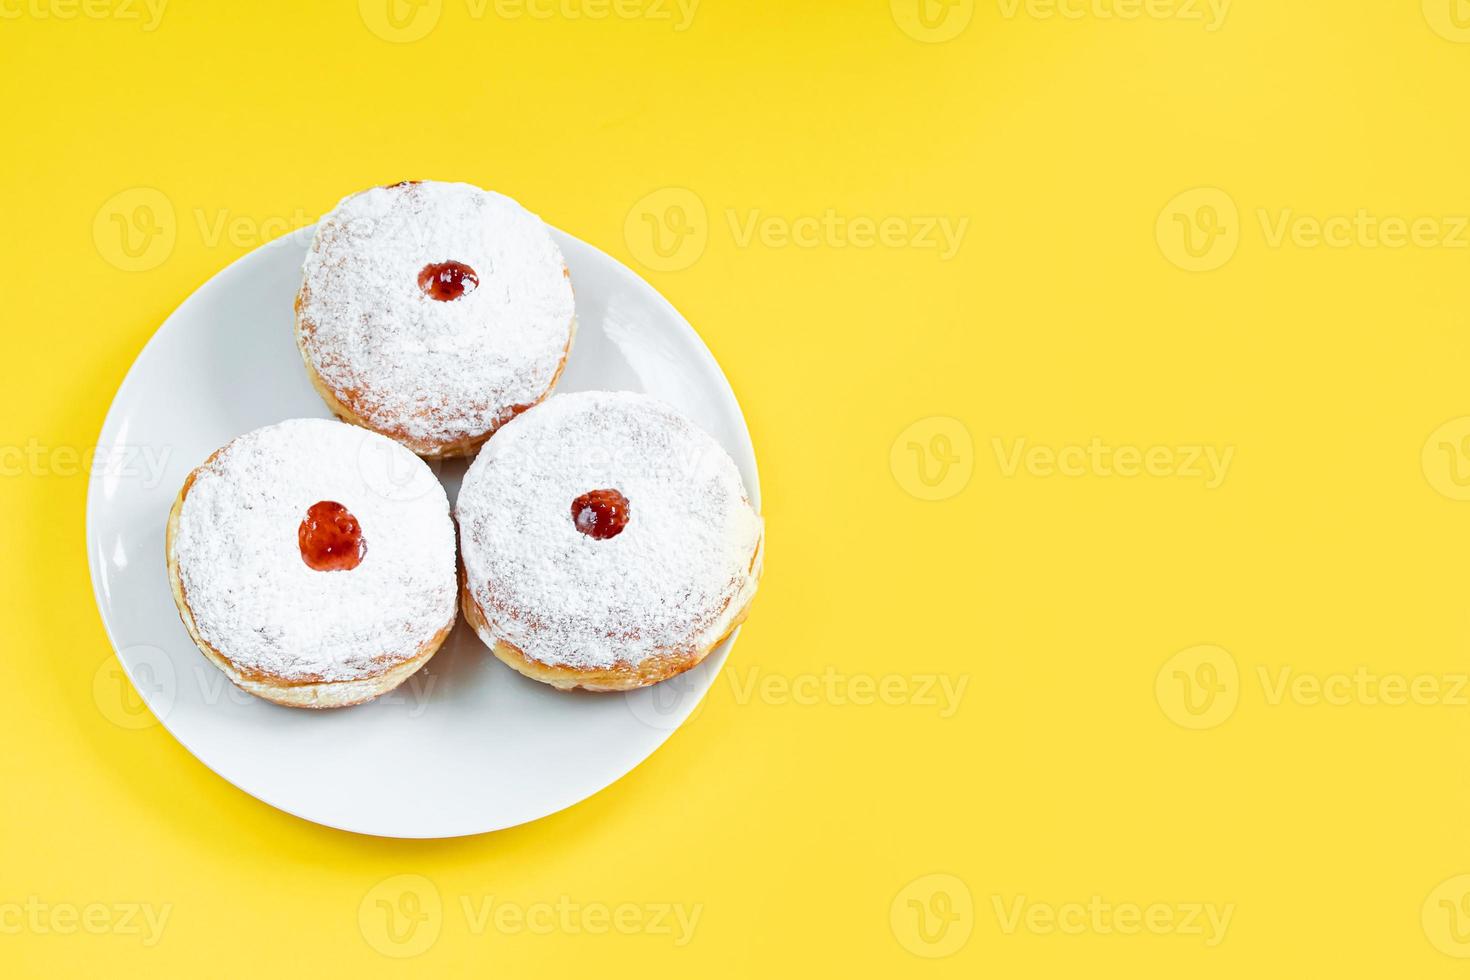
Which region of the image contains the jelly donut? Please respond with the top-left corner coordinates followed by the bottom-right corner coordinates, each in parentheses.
top-left (165, 418), bottom-right (458, 709)
top-left (295, 180), bottom-right (577, 458)
top-left (456, 391), bottom-right (764, 691)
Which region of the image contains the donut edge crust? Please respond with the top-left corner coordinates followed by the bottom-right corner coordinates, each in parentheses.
top-left (293, 241), bottom-right (578, 459)
top-left (164, 455), bottom-right (455, 710)
top-left (294, 301), bottom-right (576, 459)
top-left (459, 535), bottom-right (763, 692)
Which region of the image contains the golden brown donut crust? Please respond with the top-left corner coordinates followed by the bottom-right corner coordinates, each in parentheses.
top-left (458, 535), bottom-right (762, 692)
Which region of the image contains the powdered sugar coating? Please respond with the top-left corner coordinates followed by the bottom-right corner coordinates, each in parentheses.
top-left (297, 181), bottom-right (576, 450)
top-left (457, 391), bottom-right (763, 671)
top-left (172, 418), bottom-right (457, 682)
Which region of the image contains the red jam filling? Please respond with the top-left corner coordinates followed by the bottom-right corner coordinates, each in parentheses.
top-left (571, 489), bottom-right (630, 540)
top-left (418, 261), bottom-right (478, 302)
top-left (298, 500), bottom-right (366, 571)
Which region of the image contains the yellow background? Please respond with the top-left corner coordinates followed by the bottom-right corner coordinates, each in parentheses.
top-left (5, 0), bottom-right (1470, 975)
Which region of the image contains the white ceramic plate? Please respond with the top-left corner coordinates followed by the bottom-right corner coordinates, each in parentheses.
top-left (86, 225), bottom-right (760, 838)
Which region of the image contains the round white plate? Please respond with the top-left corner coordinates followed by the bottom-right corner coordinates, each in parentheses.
top-left (86, 225), bottom-right (760, 838)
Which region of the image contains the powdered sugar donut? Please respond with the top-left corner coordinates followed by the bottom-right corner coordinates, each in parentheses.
top-left (295, 181), bottom-right (577, 457)
top-left (456, 391), bottom-right (764, 691)
top-left (165, 418), bottom-right (457, 709)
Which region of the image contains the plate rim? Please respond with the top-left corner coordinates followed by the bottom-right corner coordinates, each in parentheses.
top-left (84, 222), bottom-right (762, 838)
